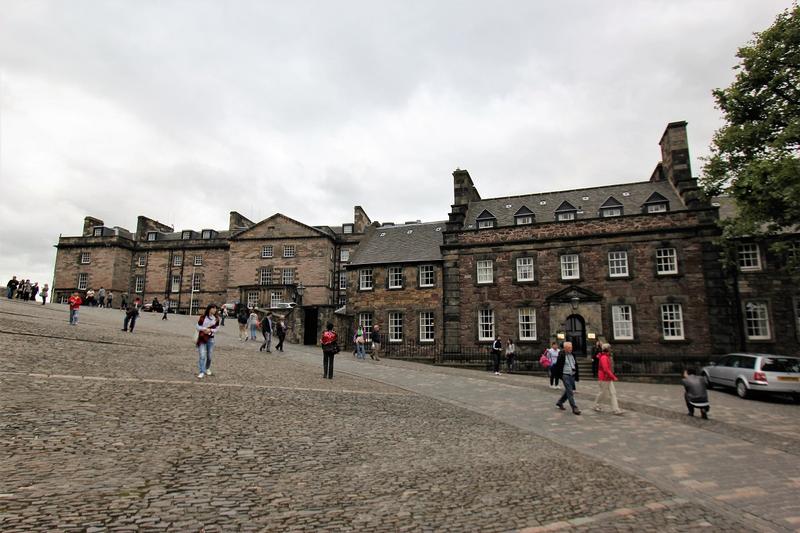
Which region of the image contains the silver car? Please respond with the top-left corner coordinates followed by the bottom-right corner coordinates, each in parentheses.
top-left (702, 353), bottom-right (800, 401)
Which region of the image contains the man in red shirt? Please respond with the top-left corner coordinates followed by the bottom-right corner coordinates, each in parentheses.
top-left (68, 291), bottom-right (82, 325)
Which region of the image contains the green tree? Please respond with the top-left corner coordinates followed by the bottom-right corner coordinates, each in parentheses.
top-left (701, 2), bottom-right (800, 237)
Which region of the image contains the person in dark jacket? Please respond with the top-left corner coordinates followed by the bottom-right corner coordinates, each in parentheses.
top-left (259, 311), bottom-right (273, 352)
top-left (552, 341), bottom-right (581, 415)
top-left (682, 368), bottom-right (710, 419)
top-left (491, 336), bottom-right (503, 375)
top-left (275, 316), bottom-right (287, 351)
top-left (122, 297), bottom-right (140, 332)
top-left (591, 340), bottom-right (602, 378)
top-left (320, 322), bottom-right (338, 379)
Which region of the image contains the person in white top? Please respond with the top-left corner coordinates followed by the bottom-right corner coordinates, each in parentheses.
top-left (547, 341), bottom-right (560, 389)
top-left (196, 303), bottom-right (220, 379)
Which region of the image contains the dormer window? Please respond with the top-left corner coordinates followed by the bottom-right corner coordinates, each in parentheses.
top-left (514, 206), bottom-right (534, 225)
top-left (555, 201), bottom-right (578, 222)
top-left (92, 227), bottom-right (104, 237)
top-left (643, 192), bottom-right (670, 214)
top-left (181, 231), bottom-right (193, 240)
top-left (201, 230), bottom-right (213, 239)
top-left (343, 224), bottom-right (354, 234)
top-left (147, 232), bottom-right (157, 241)
top-left (600, 197), bottom-right (624, 218)
top-left (476, 209), bottom-right (496, 229)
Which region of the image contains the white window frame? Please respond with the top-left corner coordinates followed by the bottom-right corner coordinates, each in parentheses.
top-left (419, 265), bottom-right (435, 287)
top-left (340, 249), bottom-right (350, 262)
top-left (283, 245), bottom-right (296, 258)
top-left (191, 273), bottom-right (201, 292)
top-left (270, 291), bottom-right (282, 308)
top-left (173, 255), bottom-right (182, 267)
top-left (608, 251), bottom-right (629, 278)
top-left (282, 268), bottom-right (294, 285)
top-left (338, 295), bottom-right (347, 307)
top-left (147, 232), bottom-right (157, 241)
top-left (182, 231), bottom-right (192, 239)
top-left (477, 219), bottom-right (495, 229)
top-left (93, 227), bottom-right (104, 237)
top-left (557, 211), bottom-right (576, 221)
top-left (358, 312), bottom-right (373, 342)
top-left (80, 252), bottom-right (91, 264)
top-left (339, 271), bottom-right (347, 290)
top-left (137, 255), bottom-right (146, 267)
top-left (601, 207), bottom-right (622, 218)
top-left (359, 268), bottom-right (373, 290)
top-left (515, 215), bottom-right (533, 225)
top-left (419, 311), bottom-right (435, 342)
top-left (194, 255), bottom-right (202, 266)
top-left (518, 308), bottom-right (537, 341)
top-left (477, 260), bottom-right (493, 284)
top-left (261, 245), bottom-right (273, 258)
top-left (478, 309), bottom-right (495, 341)
top-left (656, 248), bottom-right (678, 275)
top-left (516, 257), bottom-right (534, 282)
top-left (201, 230), bottom-right (213, 239)
top-left (134, 276), bottom-right (144, 293)
top-left (612, 305), bottom-right (634, 340)
top-left (388, 266), bottom-right (403, 289)
top-left (190, 300), bottom-right (200, 315)
top-left (77, 273), bottom-right (88, 290)
top-left (343, 224), bottom-right (354, 234)
top-left (744, 302), bottom-right (771, 340)
top-left (389, 312), bottom-right (403, 342)
top-left (260, 267), bottom-right (272, 285)
top-left (171, 275), bottom-right (181, 293)
top-left (660, 303), bottom-right (684, 340)
top-left (647, 203), bottom-right (668, 213)
top-left (738, 243), bottom-right (762, 271)
top-left (247, 290), bottom-right (259, 308)
top-left (560, 254), bottom-right (580, 280)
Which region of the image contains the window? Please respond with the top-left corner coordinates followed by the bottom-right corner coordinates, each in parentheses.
top-left (560, 254), bottom-right (580, 280)
top-left (80, 252), bottom-right (91, 264)
top-left (601, 207), bottom-right (622, 218)
top-left (247, 291), bottom-right (259, 308)
top-left (515, 215), bottom-right (533, 225)
top-left (171, 275), bottom-right (181, 293)
top-left (557, 212), bottom-right (576, 221)
top-left (477, 219), bottom-right (495, 229)
top-left (93, 227), bottom-right (103, 237)
top-left (518, 308), bottom-right (537, 340)
top-left (194, 255), bottom-right (202, 266)
top-left (77, 273), bottom-right (88, 290)
top-left (173, 255), bottom-right (182, 267)
top-left (744, 302), bottom-right (770, 339)
top-left (389, 312), bottom-right (403, 342)
top-left (190, 300), bottom-right (200, 315)
top-left (419, 265), bottom-right (435, 287)
top-left (282, 268), bottom-right (294, 285)
top-left (478, 309), bottom-right (495, 341)
top-left (477, 260), bottom-right (493, 284)
top-left (516, 257), bottom-right (534, 282)
top-left (338, 295), bottom-right (347, 307)
top-left (201, 230), bottom-right (212, 239)
top-left (647, 203), bottom-right (668, 213)
top-left (271, 291), bottom-right (282, 308)
top-left (738, 243), bottom-right (762, 271)
top-left (419, 312), bottom-right (435, 342)
top-left (359, 268), bottom-right (373, 290)
top-left (660, 303), bottom-right (684, 340)
top-left (261, 245), bottom-right (273, 258)
top-left (358, 312), bottom-right (373, 341)
top-left (283, 245), bottom-right (296, 258)
top-left (260, 268), bottom-right (272, 285)
top-left (135, 276), bottom-right (144, 293)
top-left (656, 248), bottom-right (678, 275)
top-left (147, 232), bottom-right (157, 241)
top-left (343, 224), bottom-right (354, 234)
top-left (137, 255), bottom-right (147, 267)
top-left (612, 305), bottom-right (633, 340)
top-left (182, 231), bottom-right (192, 239)
top-left (388, 266), bottom-right (403, 289)
top-left (608, 251), bottom-right (629, 278)
top-left (340, 249), bottom-right (350, 262)
top-left (191, 273), bottom-right (201, 292)
top-left (338, 271), bottom-right (347, 290)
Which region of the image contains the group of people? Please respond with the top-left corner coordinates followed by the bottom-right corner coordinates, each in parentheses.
top-left (83, 287), bottom-right (114, 308)
top-left (234, 306), bottom-right (288, 353)
top-left (351, 324), bottom-right (381, 361)
top-left (6, 276), bottom-right (48, 304)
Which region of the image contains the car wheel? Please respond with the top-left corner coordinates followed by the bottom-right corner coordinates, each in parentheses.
top-left (736, 379), bottom-right (749, 399)
top-left (702, 373), bottom-right (713, 389)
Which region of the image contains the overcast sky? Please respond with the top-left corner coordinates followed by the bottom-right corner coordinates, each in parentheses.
top-left (0, 0), bottom-right (791, 286)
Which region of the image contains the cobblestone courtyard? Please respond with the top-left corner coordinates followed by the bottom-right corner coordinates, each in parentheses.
top-left (1, 300), bottom-right (798, 531)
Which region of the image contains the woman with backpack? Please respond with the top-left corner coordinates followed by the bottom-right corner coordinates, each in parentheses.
top-left (354, 326), bottom-right (366, 360)
top-left (320, 322), bottom-right (339, 379)
top-left (196, 303), bottom-right (220, 379)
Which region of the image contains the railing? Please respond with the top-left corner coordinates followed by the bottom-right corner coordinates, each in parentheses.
top-left (611, 354), bottom-right (716, 377)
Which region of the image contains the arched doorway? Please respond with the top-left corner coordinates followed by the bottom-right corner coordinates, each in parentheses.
top-left (565, 314), bottom-right (586, 355)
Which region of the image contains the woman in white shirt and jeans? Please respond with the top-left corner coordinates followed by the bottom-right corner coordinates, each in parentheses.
top-left (196, 303), bottom-right (220, 379)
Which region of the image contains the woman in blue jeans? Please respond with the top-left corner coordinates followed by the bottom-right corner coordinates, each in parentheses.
top-left (196, 303), bottom-right (220, 379)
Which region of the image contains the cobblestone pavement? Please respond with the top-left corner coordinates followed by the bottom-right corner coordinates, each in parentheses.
top-left (0, 300), bottom-right (789, 531)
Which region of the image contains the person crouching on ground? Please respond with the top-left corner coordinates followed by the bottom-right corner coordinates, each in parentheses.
top-left (682, 368), bottom-right (710, 419)
top-left (593, 343), bottom-right (623, 415)
top-left (320, 322), bottom-right (339, 379)
top-left (196, 303), bottom-right (220, 379)
top-left (553, 341), bottom-right (581, 415)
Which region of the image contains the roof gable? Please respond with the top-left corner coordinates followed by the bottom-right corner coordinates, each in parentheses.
top-left (514, 206), bottom-right (534, 216)
top-left (600, 196), bottom-right (623, 208)
top-left (643, 192), bottom-right (669, 204)
top-left (476, 209), bottom-right (496, 220)
top-left (555, 201), bottom-right (577, 212)
top-left (231, 213), bottom-right (330, 240)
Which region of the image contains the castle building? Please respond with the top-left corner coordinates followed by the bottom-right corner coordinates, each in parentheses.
top-left (52, 122), bottom-right (800, 358)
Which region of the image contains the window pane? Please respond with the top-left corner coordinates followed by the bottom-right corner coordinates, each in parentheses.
top-left (478, 309), bottom-right (494, 341)
top-left (608, 251), bottom-right (629, 277)
top-left (660, 303), bottom-right (684, 339)
top-left (419, 265), bottom-right (435, 287)
top-left (340, 249), bottom-right (350, 262)
top-left (389, 312), bottom-right (403, 341)
top-left (518, 308), bottom-right (536, 340)
top-left (171, 275), bottom-right (181, 293)
top-left (388, 266), bottom-right (403, 288)
top-left (419, 312), bottom-right (435, 342)
top-left (194, 255), bottom-right (202, 266)
top-left (78, 273), bottom-right (88, 290)
top-left (560, 254), bottom-right (579, 279)
top-left (737, 244), bottom-right (761, 271)
top-left (656, 248), bottom-right (678, 274)
top-left (282, 268), bottom-right (294, 284)
top-left (612, 305), bottom-right (633, 339)
top-left (477, 260), bottom-right (493, 284)
top-left (262, 245), bottom-right (273, 258)
top-left (359, 269), bottom-right (373, 290)
top-left (283, 245), bottom-right (296, 258)
top-left (647, 203), bottom-right (667, 213)
top-left (516, 257), bottom-right (534, 281)
top-left (745, 302), bottom-right (770, 339)
top-left (247, 291), bottom-right (259, 308)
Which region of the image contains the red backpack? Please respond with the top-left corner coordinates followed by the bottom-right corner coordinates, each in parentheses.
top-left (539, 349), bottom-right (552, 368)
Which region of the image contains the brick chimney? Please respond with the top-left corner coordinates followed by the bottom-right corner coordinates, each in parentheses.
top-left (354, 206), bottom-right (371, 233)
top-left (447, 169), bottom-right (481, 230)
top-left (659, 122), bottom-right (704, 208)
top-left (136, 216), bottom-right (174, 240)
top-left (82, 216), bottom-right (104, 236)
top-left (229, 211), bottom-right (255, 231)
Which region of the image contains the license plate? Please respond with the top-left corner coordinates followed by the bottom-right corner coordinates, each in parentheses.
top-left (777, 376), bottom-right (800, 382)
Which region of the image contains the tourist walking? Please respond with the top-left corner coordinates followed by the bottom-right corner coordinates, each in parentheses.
top-left (106, 291), bottom-right (113, 309)
top-left (682, 369), bottom-right (710, 419)
top-left (275, 316), bottom-right (286, 351)
top-left (122, 297), bottom-right (140, 332)
top-left (86, 288), bottom-right (96, 307)
top-left (553, 341), bottom-right (581, 415)
top-left (320, 322), bottom-right (339, 379)
top-left (120, 293), bottom-right (128, 311)
top-left (547, 341), bottom-right (560, 388)
top-left (248, 309), bottom-right (259, 340)
top-left (237, 307), bottom-right (248, 341)
top-left (162, 300), bottom-right (169, 320)
top-left (505, 338), bottom-right (516, 373)
top-left (370, 324), bottom-right (381, 361)
top-left (40, 283), bottom-right (49, 305)
top-left (6, 276), bottom-right (18, 299)
top-left (259, 311), bottom-right (273, 352)
top-left (196, 303), bottom-right (220, 379)
top-left (591, 340), bottom-right (602, 378)
top-left (30, 283), bottom-right (39, 302)
top-left (98, 287), bottom-right (106, 308)
top-left (593, 343), bottom-right (623, 415)
top-left (354, 326), bottom-right (366, 360)
top-left (21, 280), bottom-right (31, 301)
top-left (68, 291), bottom-right (82, 325)
top-left (491, 336), bottom-right (503, 375)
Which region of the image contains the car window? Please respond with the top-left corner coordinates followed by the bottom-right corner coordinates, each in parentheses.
top-left (716, 356), bottom-right (732, 367)
top-left (760, 357), bottom-right (800, 373)
top-left (737, 356), bottom-right (756, 369)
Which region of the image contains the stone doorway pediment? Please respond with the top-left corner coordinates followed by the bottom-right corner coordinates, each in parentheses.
top-left (545, 285), bottom-right (603, 304)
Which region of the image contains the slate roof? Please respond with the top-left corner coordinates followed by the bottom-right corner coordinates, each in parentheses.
top-left (462, 180), bottom-right (684, 228)
top-left (146, 230), bottom-right (232, 242)
top-left (348, 221), bottom-right (446, 266)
